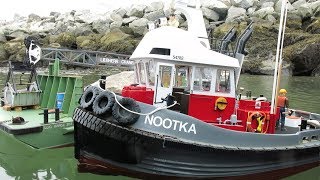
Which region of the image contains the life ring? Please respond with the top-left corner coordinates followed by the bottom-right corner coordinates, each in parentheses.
top-left (256, 97), bottom-right (267, 102)
top-left (92, 91), bottom-right (115, 115)
top-left (80, 86), bottom-right (101, 111)
top-left (112, 97), bottom-right (141, 126)
top-left (246, 111), bottom-right (268, 133)
top-left (215, 97), bottom-right (228, 111)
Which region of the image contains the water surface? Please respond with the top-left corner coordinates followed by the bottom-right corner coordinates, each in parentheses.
top-left (238, 75), bottom-right (320, 114)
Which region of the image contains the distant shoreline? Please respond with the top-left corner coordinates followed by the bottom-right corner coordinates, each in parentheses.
top-left (0, 0), bottom-right (172, 21)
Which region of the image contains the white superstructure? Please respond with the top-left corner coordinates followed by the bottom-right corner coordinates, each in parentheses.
top-left (130, 1), bottom-right (242, 105)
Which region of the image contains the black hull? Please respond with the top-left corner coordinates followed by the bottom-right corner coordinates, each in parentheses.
top-left (77, 153), bottom-right (319, 180)
top-left (73, 108), bottom-right (320, 179)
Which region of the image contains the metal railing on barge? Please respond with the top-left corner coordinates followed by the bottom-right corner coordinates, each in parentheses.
top-left (41, 48), bottom-right (133, 68)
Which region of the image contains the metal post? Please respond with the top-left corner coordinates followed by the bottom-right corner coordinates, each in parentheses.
top-left (55, 108), bottom-right (60, 121)
top-left (44, 109), bottom-right (48, 124)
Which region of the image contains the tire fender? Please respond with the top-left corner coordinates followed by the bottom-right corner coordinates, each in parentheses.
top-left (92, 91), bottom-right (115, 115)
top-left (112, 97), bottom-right (141, 126)
top-left (80, 86), bottom-right (101, 111)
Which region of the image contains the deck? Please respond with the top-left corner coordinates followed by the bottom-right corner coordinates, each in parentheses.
top-left (0, 108), bottom-right (74, 149)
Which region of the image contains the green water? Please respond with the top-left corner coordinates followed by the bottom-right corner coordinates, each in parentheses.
top-left (0, 147), bottom-right (131, 180)
top-left (238, 75), bottom-right (320, 114)
top-left (0, 72), bottom-right (319, 179)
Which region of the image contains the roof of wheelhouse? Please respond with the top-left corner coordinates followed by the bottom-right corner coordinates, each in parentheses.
top-left (130, 26), bottom-right (240, 68)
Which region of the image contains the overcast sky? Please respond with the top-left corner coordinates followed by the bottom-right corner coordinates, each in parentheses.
top-left (0, 0), bottom-right (172, 21)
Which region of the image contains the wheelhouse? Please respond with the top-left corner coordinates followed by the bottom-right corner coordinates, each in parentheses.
top-left (122, 2), bottom-right (279, 133)
top-left (122, 25), bottom-right (241, 126)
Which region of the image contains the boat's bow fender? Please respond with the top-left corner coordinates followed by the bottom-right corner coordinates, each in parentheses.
top-left (92, 91), bottom-right (115, 115)
top-left (112, 97), bottom-right (141, 126)
top-left (80, 86), bottom-right (101, 111)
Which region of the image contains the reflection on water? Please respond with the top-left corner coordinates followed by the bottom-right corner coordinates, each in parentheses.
top-left (0, 147), bottom-right (130, 180)
top-left (238, 75), bottom-right (320, 114)
top-left (0, 72), bottom-right (319, 179)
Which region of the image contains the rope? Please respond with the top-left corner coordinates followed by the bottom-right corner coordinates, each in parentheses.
top-left (110, 91), bottom-right (178, 116)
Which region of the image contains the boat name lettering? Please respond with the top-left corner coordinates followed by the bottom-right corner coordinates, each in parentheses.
top-left (173, 55), bottom-right (184, 60)
top-left (144, 115), bottom-right (196, 134)
top-left (43, 122), bottom-right (73, 130)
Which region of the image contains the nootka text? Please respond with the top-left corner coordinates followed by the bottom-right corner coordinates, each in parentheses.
top-left (144, 115), bottom-right (196, 134)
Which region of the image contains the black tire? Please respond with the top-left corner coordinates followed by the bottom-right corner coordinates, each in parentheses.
top-left (92, 91), bottom-right (115, 115)
top-left (80, 86), bottom-right (101, 111)
top-left (112, 98), bottom-right (141, 126)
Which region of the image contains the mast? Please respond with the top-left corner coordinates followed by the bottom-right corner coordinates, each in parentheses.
top-left (270, 0), bottom-right (288, 114)
top-left (175, 0), bottom-right (210, 48)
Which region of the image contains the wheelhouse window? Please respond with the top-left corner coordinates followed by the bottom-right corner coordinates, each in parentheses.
top-left (216, 69), bottom-right (230, 93)
top-left (134, 63), bottom-right (139, 84)
top-left (175, 66), bottom-right (191, 89)
top-left (159, 65), bottom-right (172, 88)
top-left (146, 60), bottom-right (155, 86)
top-left (193, 67), bottom-right (212, 91)
top-left (150, 48), bottom-right (170, 55)
top-left (136, 62), bottom-right (146, 85)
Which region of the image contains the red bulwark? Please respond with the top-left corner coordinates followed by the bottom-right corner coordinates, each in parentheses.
top-left (188, 94), bottom-right (236, 123)
top-left (188, 95), bottom-right (280, 134)
top-left (122, 85), bottom-right (154, 105)
top-left (236, 99), bottom-right (280, 134)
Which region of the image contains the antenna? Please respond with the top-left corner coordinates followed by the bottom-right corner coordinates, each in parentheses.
top-left (270, 0), bottom-right (288, 114)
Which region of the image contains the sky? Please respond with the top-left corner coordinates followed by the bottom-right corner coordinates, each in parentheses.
top-left (0, 0), bottom-right (173, 21)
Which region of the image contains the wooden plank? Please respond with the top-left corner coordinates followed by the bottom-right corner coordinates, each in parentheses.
top-left (2, 105), bottom-right (40, 111)
top-left (2, 105), bottom-right (12, 111)
top-left (14, 106), bottom-right (22, 111)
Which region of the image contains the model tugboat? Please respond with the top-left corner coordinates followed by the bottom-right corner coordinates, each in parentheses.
top-left (73, 1), bottom-right (320, 179)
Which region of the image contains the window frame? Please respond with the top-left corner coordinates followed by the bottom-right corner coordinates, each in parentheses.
top-left (146, 60), bottom-right (155, 87)
top-left (191, 66), bottom-right (214, 93)
top-left (215, 69), bottom-right (231, 93)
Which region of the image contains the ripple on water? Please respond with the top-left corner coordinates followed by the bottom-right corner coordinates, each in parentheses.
top-left (238, 75), bottom-right (320, 114)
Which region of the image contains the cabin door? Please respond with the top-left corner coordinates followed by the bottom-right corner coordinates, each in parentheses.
top-left (154, 63), bottom-right (175, 105)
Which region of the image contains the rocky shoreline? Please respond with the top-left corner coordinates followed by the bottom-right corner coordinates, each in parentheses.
top-left (1, 0), bottom-right (320, 76)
